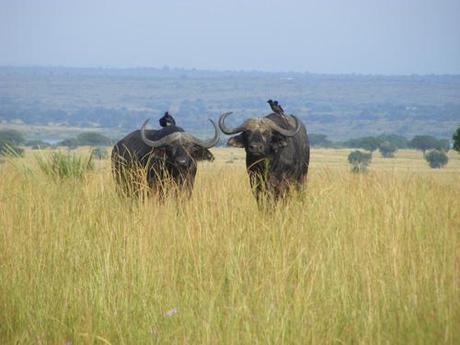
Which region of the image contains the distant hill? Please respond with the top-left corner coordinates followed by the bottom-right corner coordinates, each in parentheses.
top-left (0, 66), bottom-right (459, 140)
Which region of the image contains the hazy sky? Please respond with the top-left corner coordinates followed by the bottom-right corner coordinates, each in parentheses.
top-left (1, 0), bottom-right (459, 74)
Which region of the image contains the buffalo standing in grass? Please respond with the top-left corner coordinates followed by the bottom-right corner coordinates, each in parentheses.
top-left (112, 116), bottom-right (218, 198)
top-left (219, 108), bottom-right (309, 203)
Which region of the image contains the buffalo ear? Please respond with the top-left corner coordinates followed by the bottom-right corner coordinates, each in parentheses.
top-left (227, 134), bottom-right (245, 148)
top-left (190, 146), bottom-right (214, 161)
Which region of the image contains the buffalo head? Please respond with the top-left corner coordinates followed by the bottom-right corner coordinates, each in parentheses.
top-left (218, 112), bottom-right (300, 157)
top-left (140, 119), bottom-right (218, 173)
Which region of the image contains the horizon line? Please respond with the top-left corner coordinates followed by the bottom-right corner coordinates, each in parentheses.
top-left (1, 64), bottom-right (460, 78)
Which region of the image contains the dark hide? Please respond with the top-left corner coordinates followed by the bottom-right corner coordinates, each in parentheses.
top-left (227, 113), bottom-right (310, 202)
top-left (112, 125), bottom-right (214, 198)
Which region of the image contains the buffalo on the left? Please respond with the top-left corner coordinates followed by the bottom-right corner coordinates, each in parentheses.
top-left (111, 112), bottom-right (220, 198)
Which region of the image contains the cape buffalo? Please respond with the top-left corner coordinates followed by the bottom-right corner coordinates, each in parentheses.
top-left (218, 108), bottom-right (310, 203)
top-left (112, 116), bottom-right (219, 198)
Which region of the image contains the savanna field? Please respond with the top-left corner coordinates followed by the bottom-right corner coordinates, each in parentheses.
top-left (1, 148), bottom-right (459, 344)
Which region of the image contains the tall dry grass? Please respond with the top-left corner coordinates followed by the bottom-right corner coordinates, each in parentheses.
top-left (0, 149), bottom-right (459, 344)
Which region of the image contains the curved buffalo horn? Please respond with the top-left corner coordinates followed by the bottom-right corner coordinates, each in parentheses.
top-left (140, 119), bottom-right (182, 147)
top-left (267, 115), bottom-right (301, 137)
top-left (218, 112), bottom-right (246, 135)
top-left (181, 119), bottom-right (220, 148)
top-left (140, 119), bottom-right (219, 149)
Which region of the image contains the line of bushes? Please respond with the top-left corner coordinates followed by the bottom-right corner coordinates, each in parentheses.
top-left (0, 129), bottom-right (113, 155)
top-left (2, 127), bottom-right (459, 173)
top-left (310, 133), bottom-right (452, 156)
top-left (57, 132), bottom-right (113, 148)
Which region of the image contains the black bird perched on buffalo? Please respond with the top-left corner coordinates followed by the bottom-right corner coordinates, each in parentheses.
top-left (159, 111), bottom-right (176, 127)
top-left (267, 99), bottom-right (285, 115)
top-left (112, 113), bottom-right (219, 198)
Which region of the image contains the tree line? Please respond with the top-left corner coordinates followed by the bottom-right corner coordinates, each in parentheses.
top-left (1, 127), bottom-right (459, 170)
top-left (0, 130), bottom-right (112, 157)
top-left (308, 133), bottom-right (450, 152)
top-left (343, 128), bottom-right (460, 171)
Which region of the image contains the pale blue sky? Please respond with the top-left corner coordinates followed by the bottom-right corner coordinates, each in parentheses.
top-left (1, 0), bottom-right (459, 74)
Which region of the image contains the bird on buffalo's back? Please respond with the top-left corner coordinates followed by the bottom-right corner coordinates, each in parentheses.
top-left (267, 99), bottom-right (289, 126)
top-left (159, 111), bottom-right (176, 127)
top-left (267, 99), bottom-right (285, 115)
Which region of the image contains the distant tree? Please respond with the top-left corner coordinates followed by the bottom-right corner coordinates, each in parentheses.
top-left (348, 150), bottom-right (372, 173)
top-left (343, 136), bottom-right (381, 152)
top-left (376, 134), bottom-right (408, 148)
top-left (58, 138), bottom-right (79, 149)
top-left (0, 129), bottom-right (25, 157)
top-left (409, 135), bottom-right (442, 154)
top-left (379, 141), bottom-right (397, 158)
top-left (437, 139), bottom-right (450, 152)
top-left (26, 140), bottom-right (51, 150)
top-left (453, 127), bottom-right (460, 153)
top-left (424, 150), bottom-right (448, 168)
top-left (0, 129), bottom-right (25, 146)
top-left (309, 134), bottom-right (333, 147)
top-left (76, 132), bottom-right (112, 146)
top-left (0, 141), bottom-right (24, 157)
top-left (361, 137), bottom-right (382, 152)
top-left (91, 147), bottom-right (108, 160)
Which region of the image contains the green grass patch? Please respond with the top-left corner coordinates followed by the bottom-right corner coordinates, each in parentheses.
top-left (35, 151), bottom-right (94, 180)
